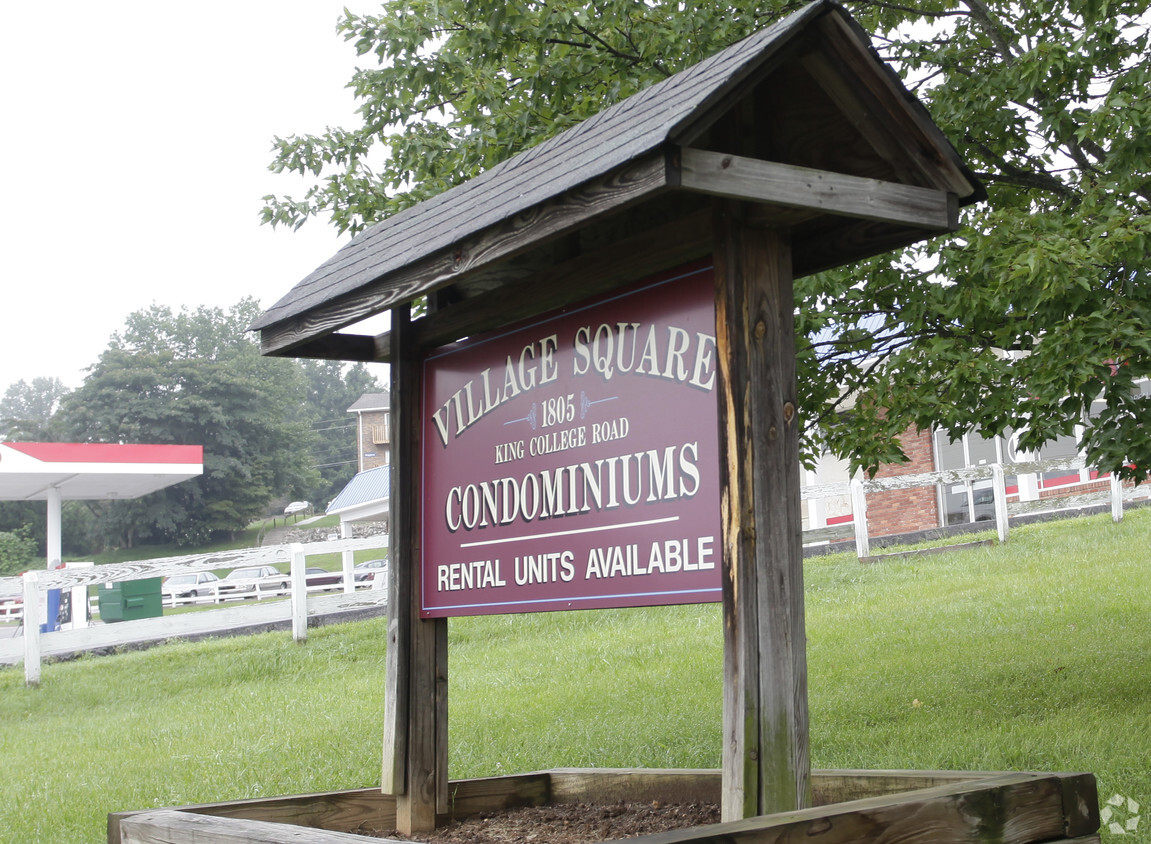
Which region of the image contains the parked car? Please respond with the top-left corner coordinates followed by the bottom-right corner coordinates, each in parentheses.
top-left (305, 567), bottom-right (343, 590)
top-left (354, 558), bottom-right (388, 582)
top-left (162, 571), bottom-right (220, 600)
top-left (0, 596), bottom-right (23, 619)
top-left (219, 565), bottom-right (289, 595)
top-left (284, 500), bottom-right (310, 515)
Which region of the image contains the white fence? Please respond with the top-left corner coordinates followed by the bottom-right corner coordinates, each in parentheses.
top-left (800, 455), bottom-right (1148, 558)
top-left (0, 570), bottom-right (370, 622)
top-left (0, 537), bottom-right (389, 687)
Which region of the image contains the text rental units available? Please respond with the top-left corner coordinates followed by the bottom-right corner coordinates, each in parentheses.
top-left (420, 263), bottom-right (723, 617)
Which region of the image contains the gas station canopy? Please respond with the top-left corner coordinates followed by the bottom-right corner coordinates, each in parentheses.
top-left (0, 442), bottom-right (203, 502)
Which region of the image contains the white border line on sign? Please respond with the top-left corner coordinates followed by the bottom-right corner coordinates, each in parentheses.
top-left (458, 516), bottom-right (681, 549)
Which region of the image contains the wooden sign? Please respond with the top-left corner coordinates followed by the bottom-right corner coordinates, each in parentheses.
top-left (420, 263), bottom-right (722, 617)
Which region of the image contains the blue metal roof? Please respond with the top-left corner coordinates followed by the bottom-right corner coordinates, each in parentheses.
top-left (327, 465), bottom-right (390, 514)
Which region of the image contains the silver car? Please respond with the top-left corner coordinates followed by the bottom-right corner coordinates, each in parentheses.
top-left (162, 571), bottom-right (220, 600)
top-left (219, 565), bottom-right (289, 595)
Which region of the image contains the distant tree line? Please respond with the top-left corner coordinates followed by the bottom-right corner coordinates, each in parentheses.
top-left (0, 298), bottom-right (384, 561)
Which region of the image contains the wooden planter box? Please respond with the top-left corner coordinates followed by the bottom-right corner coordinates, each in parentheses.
top-left (110, 768), bottom-right (1099, 844)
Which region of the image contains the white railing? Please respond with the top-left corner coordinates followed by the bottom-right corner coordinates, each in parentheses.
top-left (0, 537), bottom-right (389, 687)
top-left (162, 576), bottom-right (375, 609)
top-left (800, 456), bottom-right (1147, 559)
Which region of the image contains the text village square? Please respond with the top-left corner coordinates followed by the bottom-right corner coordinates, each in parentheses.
top-left (420, 264), bottom-right (726, 617)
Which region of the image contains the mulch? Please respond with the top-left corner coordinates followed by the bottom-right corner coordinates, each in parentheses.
top-left (353, 801), bottom-right (721, 843)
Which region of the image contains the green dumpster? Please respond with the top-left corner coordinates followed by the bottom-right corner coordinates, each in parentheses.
top-left (98, 578), bottom-right (163, 622)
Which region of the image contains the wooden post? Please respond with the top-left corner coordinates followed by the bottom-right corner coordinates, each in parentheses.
top-left (1110, 473), bottom-right (1123, 523)
top-left (382, 305), bottom-right (449, 834)
top-left (290, 544), bottom-right (307, 643)
top-left (713, 203), bottom-right (810, 821)
top-left (850, 479), bottom-right (870, 560)
top-left (992, 464), bottom-right (1010, 543)
top-left (23, 570), bottom-right (42, 687)
top-left (340, 520), bottom-right (356, 594)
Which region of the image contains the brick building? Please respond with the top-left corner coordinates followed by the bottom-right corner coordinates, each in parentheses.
top-left (347, 393), bottom-right (391, 473)
top-left (864, 427), bottom-right (940, 536)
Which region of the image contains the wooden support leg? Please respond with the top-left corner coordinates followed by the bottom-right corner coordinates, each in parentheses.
top-left (382, 305), bottom-right (449, 834)
top-left (713, 204), bottom-right (811, 821)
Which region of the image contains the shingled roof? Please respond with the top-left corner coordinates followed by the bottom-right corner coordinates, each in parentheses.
top-left (253, 0), bottom-right (981, 360)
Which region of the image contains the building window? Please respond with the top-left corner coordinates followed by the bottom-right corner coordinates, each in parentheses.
top-left (932, 430), bottom-right (1011, 525)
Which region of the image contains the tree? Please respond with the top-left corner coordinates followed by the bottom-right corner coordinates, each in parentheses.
top-left (262, 0), bottom-right (1151, 478)
top-left (58, 300), bottom-right (320, 547)
top-left (0, 376), bottom-right (70, 440)
top-left (300, 359), bottom-right (386, 504)
top-left (0, 526), bottom-right (37, 577)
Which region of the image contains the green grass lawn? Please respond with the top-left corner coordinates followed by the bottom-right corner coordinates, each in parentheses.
top-left (2, 509), bottom-right (1149, 843)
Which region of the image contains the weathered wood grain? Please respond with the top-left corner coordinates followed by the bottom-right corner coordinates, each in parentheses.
top-left (119, 810), bottom-right (397, 844)
top-left (383, 305), bottom-right (450, 834)
top-left (625, 773), bottom-right (1079, 844)
top-left (713, 204), bottom-right (809, 820)
top-left (1058, 771), bottom-right (1101, 838)
top-left (811, 769), bottom-right (991, 805)
top-left (110, 789), bottom-right (398, 844)
top-left (382, 308), bottom-right (414, 798)
top-left (445, 773), bottom-right (551, 817)
top-left (549, 769), bottom-right (722, 805)
top-left (679, 148), bottom-right (954, 230)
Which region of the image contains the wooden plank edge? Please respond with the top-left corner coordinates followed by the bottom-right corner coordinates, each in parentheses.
top-left (859, 539), bottom-right (997, 564)
top-left (446, 772), bottom-right (552, 817)
top-left (548, 768), bottom-right (721, 805)
top-left (1057, 772), bottom-right (1100, 838)
top-left (618, 772), bottom-right (1072, 844)
top-left (109, 774), bottom-right (552, 844)
top-left (109, 788), bottom-right (394, 844)
top-left (119, 810), bottom-right (399, 844)
top-left (678, 147), bottom-right (955, 231)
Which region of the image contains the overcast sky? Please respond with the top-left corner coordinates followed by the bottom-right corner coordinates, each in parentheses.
top-left (0, 1), bottom-right (382, 391)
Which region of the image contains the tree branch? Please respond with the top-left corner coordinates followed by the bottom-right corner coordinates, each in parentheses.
top-left (960, 0), bottom-right (1016, 64)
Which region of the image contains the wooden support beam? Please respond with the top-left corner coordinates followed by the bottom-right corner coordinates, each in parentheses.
top-left (713, 203), bottom-right (810, 821)
top-left (381, 306), bottom-right (413, 799)
top-left (680, 147), bottom-right (956, 231)
top-left (381, 306), bottom-right (449, 834)
top-left (260, 331), bottom-right (384, 362)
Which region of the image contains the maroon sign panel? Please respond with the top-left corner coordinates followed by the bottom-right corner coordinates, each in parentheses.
top-left (420, 262), bottom-right (722, 617)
